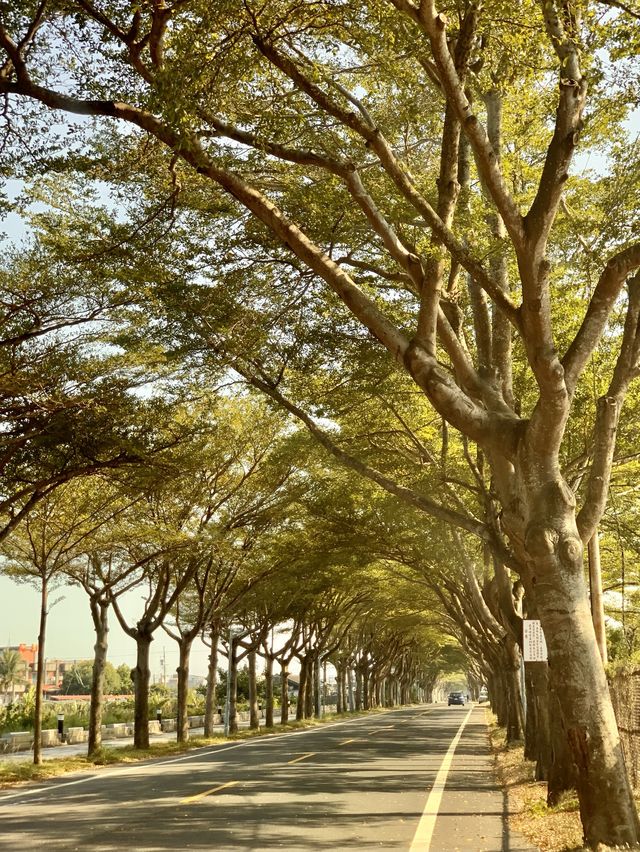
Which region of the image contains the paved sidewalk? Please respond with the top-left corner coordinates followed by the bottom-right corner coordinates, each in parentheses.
top-left (427, 706), bottom-right (540, 852)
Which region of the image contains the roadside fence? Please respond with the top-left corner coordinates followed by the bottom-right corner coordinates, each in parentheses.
top-left (610, 667), bottom-right (640, 790)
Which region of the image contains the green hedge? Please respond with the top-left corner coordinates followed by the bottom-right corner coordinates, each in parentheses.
top-left (0, 688), bottom-right (205, 734)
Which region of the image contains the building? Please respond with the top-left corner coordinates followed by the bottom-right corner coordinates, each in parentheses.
top-left (0, 644), bottom-right (76, 703)
top-left (166, 673), bottom-right (207, 691)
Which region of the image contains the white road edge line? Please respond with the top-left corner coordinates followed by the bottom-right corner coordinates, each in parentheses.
top-left (409, 706), bottom-right (474, 852)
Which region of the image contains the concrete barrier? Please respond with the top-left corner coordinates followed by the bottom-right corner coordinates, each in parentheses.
top-left (41, 729), bottom-right (60, 747)
top-left (6, 732), bottom-right (33, 751)
top-left (0, 705), bottom-right (257, 754)
top-left (66, 727), bottom-right (87, 744)
top-left (105, 723), bottom-right (128, 738)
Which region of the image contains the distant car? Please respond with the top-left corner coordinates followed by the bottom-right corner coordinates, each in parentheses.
top-left (448, 691), bottom-right (465, 706)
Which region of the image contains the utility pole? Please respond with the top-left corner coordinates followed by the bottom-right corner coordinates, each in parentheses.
top-left (322, 658), bottom-right (328, 716)
top-left (160, 648), bottom-right (167, 686)
top-left (588, 529), bottom-right (608, 665)
top-left (348, 666), bottom-right (355, 712)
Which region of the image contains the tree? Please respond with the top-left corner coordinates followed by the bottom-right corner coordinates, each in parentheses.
top-left (71, 543), bottom-right (155, 756)
top-left (2, 1), bottom-right (640, 843)
top-left (60, 660), bottom-right (124, 696)
top-left (0, 649), bottom-right (25, 702)
top-left (1, 479), bottom-right (129, 763)
top-left (115, 664), bottom-right (133, 694)
top-left (0, 226), bottom-right (175, 543)
top-left (160, 399), bottom-right (304, 743)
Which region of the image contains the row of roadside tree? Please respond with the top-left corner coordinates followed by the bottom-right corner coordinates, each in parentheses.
top-left (1, 1), bottom-right (640, 846)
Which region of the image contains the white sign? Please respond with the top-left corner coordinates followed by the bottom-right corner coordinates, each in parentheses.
top-left (523, 619), bottom-right (548, 662)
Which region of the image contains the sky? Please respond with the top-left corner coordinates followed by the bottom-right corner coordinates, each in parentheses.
top-left (0, 573), bottom-right (214, 680)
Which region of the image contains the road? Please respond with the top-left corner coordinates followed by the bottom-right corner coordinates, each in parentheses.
top-left (0, 705), bottom-right (538, 852)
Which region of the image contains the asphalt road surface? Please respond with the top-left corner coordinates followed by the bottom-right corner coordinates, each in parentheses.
top-left (0, 705), bottom-right (539, 852)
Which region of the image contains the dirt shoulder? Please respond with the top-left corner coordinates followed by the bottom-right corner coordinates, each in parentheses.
top-left (487, 709), bottom-right (583, 852)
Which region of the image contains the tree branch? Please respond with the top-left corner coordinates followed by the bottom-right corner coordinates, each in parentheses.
top-left (232, 360), bottom-right (490, 540)
top-left (576, 272), bottom-right (640, 542)
top-left (390, 0), bottom-right (525, 250)
top-left (563, 243), bottom-right (640, 394)
top-left (523, 0), bottom-right (586, 250)
top-left (251, 31), bottom-right (522, 331)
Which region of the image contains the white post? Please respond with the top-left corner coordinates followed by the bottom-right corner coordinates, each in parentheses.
top-left (224, 629), bottom-right (233, 737)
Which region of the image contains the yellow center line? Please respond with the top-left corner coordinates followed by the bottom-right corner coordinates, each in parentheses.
top-left (368, 725), bottom-right (395, 736)
top-left (338, 738), bottom-right (359, 745)
top-left (181, 780), bottom-right (239, 804)
top-left (287, 751), bottom-right (316, 765)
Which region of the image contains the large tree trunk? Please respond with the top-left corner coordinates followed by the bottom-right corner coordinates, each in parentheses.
top-left (503, 642), bottom-right (524, 743)
top-left (391, 677), bottom-right (399, 707)
top-left (505, 664), bottom-right (524, 742)
top-left (524, 477), bottom-right (639, 846)
top-left (280, 662), bottom-right (289, 725)
top-left (401, 677), bottom-right (411, 705)
top-left (524, 662), bottom-right (547, 773)
top-left (248, 650), bottom-right (260, 730)
top-left (487, 672), bottom-right (499, 718)
top-left (264, 654), bottom-right (274, 728)
top-left (203, 627), bottom-right (220, 737)
top-left (492, 668), bottom-right (509, 728)
top-left (312, 656), bottom-right (321, 719)
top-left (424, 679), bottom-right (435, 704)
top-left (547, 684), bottom-right (575, 806)
top-left (362, 659), bottom-right (370, 710)
top-left (228, 644), bottom-right (239, 734)
top-left (88, 599), bottom-right (109, 757)
top-left (296, 656), bottom-right (308, 721)
top-left (521, 578), bottom-right (570, 792)
top-left (305, 656), bottom-right (315, 719)
top-left (33, 580), bottom-right (48, 766)
top-left (335, 664), bottom-right (344, 714)
top-left (133, 633), bottom-right (152, 748)
top-left (176, 637), bottom-right (192, 743)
